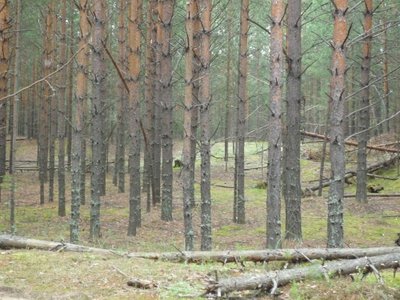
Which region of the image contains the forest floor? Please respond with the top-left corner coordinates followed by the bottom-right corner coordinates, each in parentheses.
top-left (0, 138), bottom-right (400, 299)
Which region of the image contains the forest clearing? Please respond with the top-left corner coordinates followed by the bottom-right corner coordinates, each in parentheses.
top-left (1, 139), bottom-right (400, 299)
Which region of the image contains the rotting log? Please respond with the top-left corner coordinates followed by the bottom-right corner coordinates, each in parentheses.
top-left (205, 253), bottom-right (400, 296)
top-left (302, 131), bottom-right (400, 154)
top-left (126, 247), bottom-right (400, 263)
top-left (0, 235), bottom-right (113, 254)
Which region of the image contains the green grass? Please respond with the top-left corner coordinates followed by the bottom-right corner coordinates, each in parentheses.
top-left (1, 140), bottom-right (400, 298)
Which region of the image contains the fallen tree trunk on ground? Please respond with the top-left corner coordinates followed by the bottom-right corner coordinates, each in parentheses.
top-left (126, 247), bottom-right (400, 263)
top-left (0, 235), bottom-right (113, 254)
top-left (205, 253), bottom-right (400, 296)
top-left (302, 131), bottom-right (400, 154)
top-left (304, 154), bottom-right (400, 193)
top-left (344, 193), bottom-right (400, 198)
top-left (2, 235), bottom-right (399, 265)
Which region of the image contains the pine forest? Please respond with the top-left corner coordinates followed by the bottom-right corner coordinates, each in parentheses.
top-left (0, 0), bottom-right (400, 298)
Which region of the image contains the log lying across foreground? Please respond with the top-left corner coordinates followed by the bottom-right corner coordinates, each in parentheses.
top-left (126, 247), bottom-right (400, 263)
top-left (1, 234), bottom-right (400, 265)
top-left (206, 253), bottom-right (400, 296)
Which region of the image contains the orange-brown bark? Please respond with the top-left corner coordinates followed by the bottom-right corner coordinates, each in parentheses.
top-left (267, 0), bottom-right (284, 249)
top-left (327, 0), bottom-right (349, 248)
top-left (70, 0), bottom-right (90, 243)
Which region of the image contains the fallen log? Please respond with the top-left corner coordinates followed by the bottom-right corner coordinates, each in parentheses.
top-left (305, 154), bottom-right (400, 193)
top-left (344, 193), bottom-right (400, 198)
top-left (126, 247), bottom-right (400, 264)
top-left (302, 131), bottom-right (400, 154)
top-left (366, 173), bottom-right (398, 180)
top-left (2, 235), bottom-right (400, 266)
top-left (205, 253), bottom-right (400, 296)
top-left (0, 235), bottom-right (113, 255)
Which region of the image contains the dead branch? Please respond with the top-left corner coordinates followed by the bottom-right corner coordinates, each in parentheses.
top-left (0, 46), bottom-right (84, 103)
top-left (205, 253), bottom-right (400, 296)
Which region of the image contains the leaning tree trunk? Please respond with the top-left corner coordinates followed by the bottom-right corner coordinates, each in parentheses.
top-left (159, 0), bottom-right (174, 222)
top-left (266, 0), bottom-right (284, 249)
top-left (198, 0), bottom-right (212, 251)
top-left (327, 0), bottom-right (349, 248)
top-left (71, 0), bottom-right (90, 243)
top-left (356, 0), bottom-right (373, 203)
top-left (284, 0), bottom-right (302, 241)
top-left (57, 0), bottom-right (67, 217)
top-left (234, 0), bottom-right (249, 225)
top-left (127, 0), bottom-right (142, 236)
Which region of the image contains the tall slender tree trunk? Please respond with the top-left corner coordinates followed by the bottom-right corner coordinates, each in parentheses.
top-left (266, 0), bottom-right (284, 249)
top-left (356, 0), bottom-right (373, 203)
top-left (128, 0), bottom-right (142, 235)
top-left (127, 0), bottom-right (142, 236)
top-left (234, 0), bottom-right (249, 225)
top-left (70, 0), bottom-right (90, 243)
top-left (284, 0), bottom-right (302, 241)
top-left (327, 0), bottom-right (349, 248)
top-left (39, 2), bottom-right (55, 205)
top-left (198, 0), bottom-right (212, 251)
top-left (7, 0), bottom-right (14, 232)
top-left (143, 0), bottom-right (157, 212)
top-left (152, 4), bottom-right (162, 207)
top-left (159, 0), bottom-right (174, 222)
top-left (348, 64), bottom-right (356, 136)
top-left (224, 0), bottom-right (233, 172)
top-left (0, 0), bottom-right (9, 200)
top-left (381, 18), bottom-right (389, 133)
top-left (182, 0), bottom-right (195, 251)
top-left (90, 0), bottom-right (107, 240)
top-left (48, 3), bottom-right (57, 203)
top-left (114, 0), bottom-right (127, 193)
top-left (66, 13), bottom-right (74, 170)
top-left (58, 0), bottom-right (67, 217)
top-left (189, 3), bottom-right (201, 209)
top-left (27, 63), bottom-right (35, 139)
